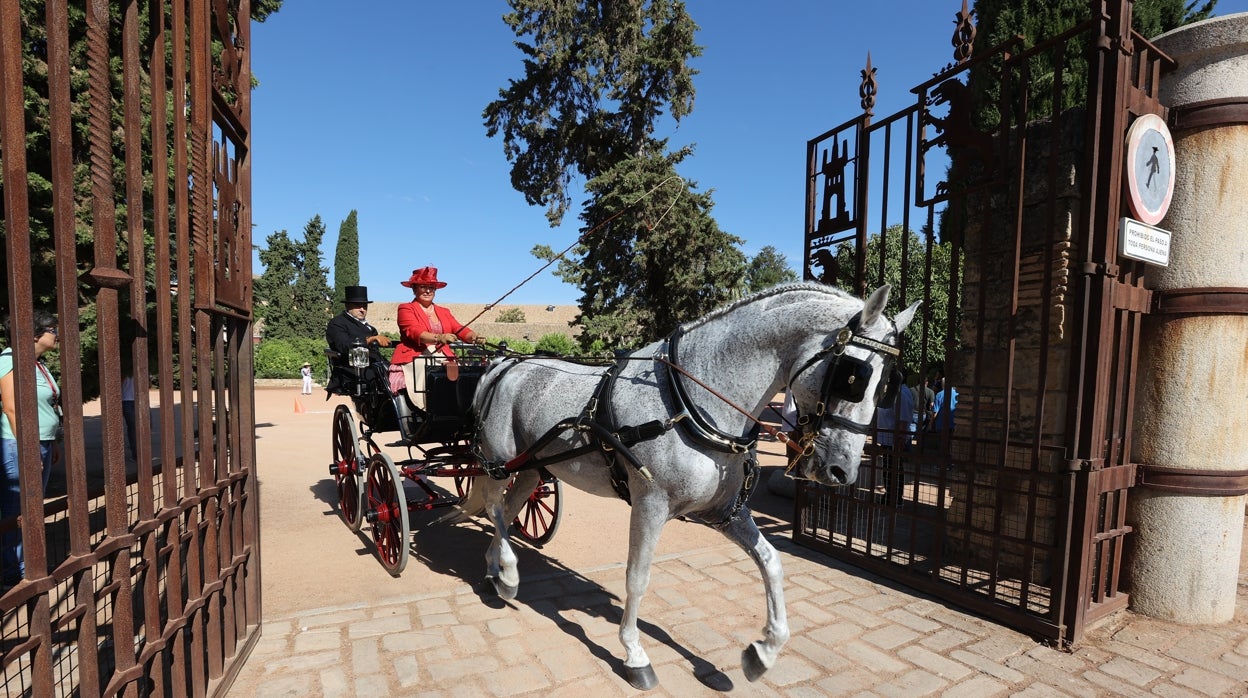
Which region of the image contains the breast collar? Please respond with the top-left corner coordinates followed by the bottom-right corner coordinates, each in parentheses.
top-left (663, 329), bottom-right (759, 453)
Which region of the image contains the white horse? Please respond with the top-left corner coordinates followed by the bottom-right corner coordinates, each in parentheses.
top-left (461, 283), bottom-right (918, 689)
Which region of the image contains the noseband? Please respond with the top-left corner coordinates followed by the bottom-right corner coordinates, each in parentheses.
top-left (785, 312), bottom-right (901, 469)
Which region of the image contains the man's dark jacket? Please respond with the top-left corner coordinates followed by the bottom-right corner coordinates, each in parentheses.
top-left (324, 311), bottom-right (387, 394)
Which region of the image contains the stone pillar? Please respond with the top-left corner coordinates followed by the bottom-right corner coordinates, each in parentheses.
top-left (1128, 13), bottom-right (1248, 623)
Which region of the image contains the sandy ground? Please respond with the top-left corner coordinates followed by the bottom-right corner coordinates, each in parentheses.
top-left (253, 386), bottom-right (798, 619)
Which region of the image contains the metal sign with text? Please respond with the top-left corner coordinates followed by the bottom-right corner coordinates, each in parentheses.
top-left (1119, 217), bottom-right (1172, 266)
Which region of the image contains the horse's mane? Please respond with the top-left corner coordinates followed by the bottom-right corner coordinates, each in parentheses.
top-left (678, 282), bottom-right (856, 333)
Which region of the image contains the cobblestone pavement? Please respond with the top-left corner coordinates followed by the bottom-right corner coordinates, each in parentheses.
top-left (228, 521), bottom-right (1248, 697)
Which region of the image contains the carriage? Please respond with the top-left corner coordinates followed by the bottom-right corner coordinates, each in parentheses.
top-left (326, 340), bottom-right (562, 576)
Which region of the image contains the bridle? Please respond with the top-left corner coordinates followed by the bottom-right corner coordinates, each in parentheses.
top-left (785, 311), bottom-right (901, 471)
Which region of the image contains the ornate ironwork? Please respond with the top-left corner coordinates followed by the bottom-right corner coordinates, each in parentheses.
top-left (952, 0), bottom-right (976, 64)
top-left (859, 53), bottom-right (877, 115)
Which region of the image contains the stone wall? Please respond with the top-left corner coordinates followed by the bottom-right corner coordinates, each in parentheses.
top-left (367, 302), bottom-right (581, 343)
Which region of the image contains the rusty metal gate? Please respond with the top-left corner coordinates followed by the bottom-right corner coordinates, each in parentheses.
top-left (1, 0), bottom-right (259, 694)
top-left (794, 0), bottom-right (1168, 646)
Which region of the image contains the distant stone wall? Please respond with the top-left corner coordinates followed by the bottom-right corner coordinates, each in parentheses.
top-left (367, 302), bottom-right (581, 343)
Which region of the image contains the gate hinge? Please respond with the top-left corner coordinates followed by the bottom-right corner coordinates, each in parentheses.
top-left (1066, 457), bottom-right (1107, 472)
top-left (1077, 262), bottom-right (1119, 277)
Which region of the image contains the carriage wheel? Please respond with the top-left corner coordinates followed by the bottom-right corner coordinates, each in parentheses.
top-left (331, 405), bottom-right (366, 532)
top-left (512, 476), bottom-right (562, 546)
top-left (365, 452), bottom-right (410, 576)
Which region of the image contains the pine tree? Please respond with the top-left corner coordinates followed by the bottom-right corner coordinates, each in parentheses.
top-left (255, 216), bottom-right (333, 340)
top-left (487, 0), bottom-right (745, 347)
top-left (333, 209), bottom-right (360, 303)
top-left (746, 246), bottom-right (798, 293)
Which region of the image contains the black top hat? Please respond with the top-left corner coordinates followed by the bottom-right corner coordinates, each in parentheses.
top-left (343, 286), bottom-right (372, 304)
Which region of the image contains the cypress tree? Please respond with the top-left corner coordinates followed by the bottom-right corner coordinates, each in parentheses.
top-left (333, 209), bottom-right (360, 303)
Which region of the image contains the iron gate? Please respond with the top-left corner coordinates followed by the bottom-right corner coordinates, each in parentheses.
top-left (793, 0), bottom-right (1168, 646)
top-left (1, 0), bottom-right (259, 694)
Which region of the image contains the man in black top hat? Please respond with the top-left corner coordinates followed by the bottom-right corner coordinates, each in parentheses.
top-left (325, 286), bottom-right (391, 393)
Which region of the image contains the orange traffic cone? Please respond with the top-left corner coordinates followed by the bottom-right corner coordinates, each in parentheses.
top-left (293, 398), bottom-right (306, 414)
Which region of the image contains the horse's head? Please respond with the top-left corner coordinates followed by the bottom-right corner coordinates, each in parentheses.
top-left (786, 284), bottom-right (919, 486)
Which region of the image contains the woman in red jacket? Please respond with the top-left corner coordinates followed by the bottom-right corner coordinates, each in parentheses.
top-left (389, 266), bottom-right (483, 409)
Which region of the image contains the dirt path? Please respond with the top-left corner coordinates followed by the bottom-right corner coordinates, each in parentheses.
top-left (255, 387), bottom-right (797, 619)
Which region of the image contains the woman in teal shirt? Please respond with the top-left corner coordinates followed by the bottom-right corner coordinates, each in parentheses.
top-left (0, 310), bottom-right (61, 586)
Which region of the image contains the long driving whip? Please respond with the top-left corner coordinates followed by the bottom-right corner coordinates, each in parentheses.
top-left (460, 175), bottom-right (686, 328)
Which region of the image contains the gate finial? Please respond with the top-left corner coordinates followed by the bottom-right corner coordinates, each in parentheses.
top-left (952, 0), bottom-right (977, 64)
top-left (860, 53), bottom-right (877, 115)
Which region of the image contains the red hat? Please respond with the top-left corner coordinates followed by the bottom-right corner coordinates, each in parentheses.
top-left (401, 266), bottom-right (447, 289)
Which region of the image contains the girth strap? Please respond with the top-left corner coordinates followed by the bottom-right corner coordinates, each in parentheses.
top-left (481, 360), bottom-right (680, 504)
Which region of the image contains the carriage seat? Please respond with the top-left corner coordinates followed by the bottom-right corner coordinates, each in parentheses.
top-left (388, 363), bottom-right (484, 446)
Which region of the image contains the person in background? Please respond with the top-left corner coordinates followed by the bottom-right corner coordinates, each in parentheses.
top-left (875, 366), bottom-right (915, 506)
top-left (931, 382), bottom-right (959, 435)
top-left (0, 310), bottom-right (62, 586)
top-left (122, 372), bottom-right (137, 461)
top-left (917, 372), bottom-right (936, 432)
top-left (300, 362), bottom-right (313, 395)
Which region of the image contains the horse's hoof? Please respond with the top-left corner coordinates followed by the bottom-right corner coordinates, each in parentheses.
top-left (489, 577), bottom-right (518, 600)
top-left (624, 663), bottom-right (658, 690)
top-left (742, 643), bottom-right (769, 682)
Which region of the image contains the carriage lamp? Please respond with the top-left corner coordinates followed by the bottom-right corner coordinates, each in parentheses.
top-left (349, 345), bottom-right (370, 368)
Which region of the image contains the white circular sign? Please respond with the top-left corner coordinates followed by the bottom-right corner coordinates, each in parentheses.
top-left (1124, 113), bottom-right (1175, 225)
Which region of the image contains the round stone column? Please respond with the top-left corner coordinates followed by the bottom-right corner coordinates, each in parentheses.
top-left (1128, 13), bottom-right (1248, 623)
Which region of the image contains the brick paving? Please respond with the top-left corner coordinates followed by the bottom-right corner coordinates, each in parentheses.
top-left (227, 523), bottom-right (1248, 697)
top-left (227, 388), bottom-right (1248, 696)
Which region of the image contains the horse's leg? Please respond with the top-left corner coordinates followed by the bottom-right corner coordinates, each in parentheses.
top-left (618, 499), bottom-right (665, 690)
top-left (479, 477), bottom-right (521, 599)
top-left (720, 510), bottom-right (789, 681)
top-left (501, 469), bottom-right (540, 524)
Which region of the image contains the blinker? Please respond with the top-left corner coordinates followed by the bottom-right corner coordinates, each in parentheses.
top-left (826, 357), bottom-right (873, 403)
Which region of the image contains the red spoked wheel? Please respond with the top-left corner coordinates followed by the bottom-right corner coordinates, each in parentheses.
top-left (365, 452), bottom-right (410, 576)
top-left (452, 467), bottom-right (561, 545)
top-left (512, 476), bottom-right (562, 546)
top-left (330, 405), bottom-right (366, 532)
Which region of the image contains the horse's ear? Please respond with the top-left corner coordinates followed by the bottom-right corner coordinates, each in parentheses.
top-left (861, 285), bottom-right (892, 325)
top-left (894, 300), bottom-right (921, 333)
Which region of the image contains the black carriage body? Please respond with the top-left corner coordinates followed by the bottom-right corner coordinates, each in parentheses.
top-left (329, 355), bottom-right (485, 445)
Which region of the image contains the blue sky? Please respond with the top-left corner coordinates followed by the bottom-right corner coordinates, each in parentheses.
top-left (250, 1), bottom-right (1248, 307)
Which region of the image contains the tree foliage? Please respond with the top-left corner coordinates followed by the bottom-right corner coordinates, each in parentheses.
top-left (0, 1), bottom-right (282, 401)
top-left (253, 336), bottom-right (329, 380)
top-left (746, 246), bottom-right (798, 293)
top-left (496, 308), bottom-right (526, 323)
top-left (827, 225), bottom-right (954, 374)
top-left (485, 0), bottom-right (701, 226)
top-left (535, 151), bottom-right (745, 349)
top-left (255, 216), bottom-right (333, 340)
top-left (487, 1), bottom-right (746, 348)
top-left (333, 209), bottom-right (360, 303)
top-left (967, 0), bottom-right (1216, 127)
